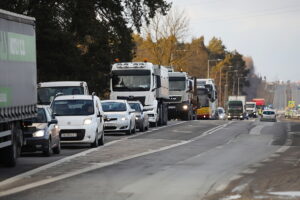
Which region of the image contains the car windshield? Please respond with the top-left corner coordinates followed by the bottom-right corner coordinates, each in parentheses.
top-left (129, 103), bottom-right (142, 112)
top-left (52, 99), bottom-right (94, 116)
top-left (38, 86), bottom-right (84, 105)
top-left (263, 111), bottom-right (275, 115)
top-left (112, 70), bottom-right (151, 91)
top-left (27, 108), bottom-right (47, 123)
top-left (169, 77), bottom-right (186, 91)
top-left (102, 102), bottom-right (127, 112)
top-left (218, 109), bottom-right (224, 114)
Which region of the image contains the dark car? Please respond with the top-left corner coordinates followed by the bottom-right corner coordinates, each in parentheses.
top-left (22, 106), bottom-right (61, 156)
top-left (129, 101), bottom-right (149, 132)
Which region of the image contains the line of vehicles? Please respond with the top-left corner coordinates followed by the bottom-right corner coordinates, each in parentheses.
top-left (0, 9), bottom-right (272, 167)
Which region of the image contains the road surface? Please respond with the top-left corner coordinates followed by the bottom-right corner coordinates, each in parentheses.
top-left (0, 118), bottom-right (287, 200)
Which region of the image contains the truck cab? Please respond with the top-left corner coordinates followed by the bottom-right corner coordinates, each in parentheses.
top-left (245, 101), bottom-right (257, 118)
top-left (167, 71), bottom-right (194, 120)
top-left (37, 81), bottom-right (89, 105)
top-left (110, 62), bottom-right (169, 126)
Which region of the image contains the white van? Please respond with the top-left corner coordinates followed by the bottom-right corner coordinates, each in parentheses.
top-left (51, 94), bottom-right (104, 147)
top-left (38, 81), bottom-right (89, 105)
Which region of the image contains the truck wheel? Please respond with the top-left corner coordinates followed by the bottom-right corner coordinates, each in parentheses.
top-left (2, 125), bottom-right (20, 167)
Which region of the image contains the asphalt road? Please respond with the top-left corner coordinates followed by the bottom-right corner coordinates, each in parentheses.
top-left (0, 118), bottom-right (287, 200)
top-left (0, 120), bottom-right (181, 181)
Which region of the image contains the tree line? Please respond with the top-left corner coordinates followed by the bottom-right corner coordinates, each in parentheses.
top-left (1, 2), bottom-right (263, 101)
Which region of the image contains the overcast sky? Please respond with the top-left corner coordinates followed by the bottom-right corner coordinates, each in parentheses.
top-left (170, 0), bottom-right (300, 82)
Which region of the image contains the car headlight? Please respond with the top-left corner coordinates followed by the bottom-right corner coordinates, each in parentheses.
top-left (121, 117), bottom-right (128, 121)
top-left (33, 130), bottom-right (45, 137)
top-left (182, 105), bottom-right (188, 110)
top-left (135, 115), bottom-right (141, 120)
top-left (83, 118), bottom-right (92, 125)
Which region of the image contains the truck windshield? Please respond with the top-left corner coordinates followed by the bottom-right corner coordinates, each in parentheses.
top-left (52, 100), bottom-right (94, 116)
top-left (102, 102), bottom-right (127, 112)
top-left (169, 77), bottom-right (186, 91)
top-left (246, 104), bottom-right (255, 108)
top-left (38, 86), bottom-right (84, 105)
top-left (112, 70), bottom-right (151, 91)
top-left (229, 101), bottom-right (243, 110)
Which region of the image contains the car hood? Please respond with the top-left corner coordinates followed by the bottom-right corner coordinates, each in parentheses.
top-left (55, 116), bottom-right (91, 126)
top-left (104, 112), bottom-right (128, 118)
top-left (30, 123), bottom-right (47, 130)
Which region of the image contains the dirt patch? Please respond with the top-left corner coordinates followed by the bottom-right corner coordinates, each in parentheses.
top-left (205, 146), bottom-right (300, 200)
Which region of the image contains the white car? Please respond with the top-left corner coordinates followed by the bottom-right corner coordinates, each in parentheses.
top-left (51, 95), bottom-right (104, 147)
top-left (128, 101), bottom-right (149, 132)
top-left (260, 110), bottom-right (277, 122)
top-left (101, 100), bottom-right (136, 134)
top-left (217, 107), bottom-right (226, 120)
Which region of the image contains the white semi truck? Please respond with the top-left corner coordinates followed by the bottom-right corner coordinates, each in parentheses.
top-left (167, 69), bottom-right (194, 120)
top-left (0, 9), bottom-right (37, 166)
top-left (110, 62), bottom-right (169, 126)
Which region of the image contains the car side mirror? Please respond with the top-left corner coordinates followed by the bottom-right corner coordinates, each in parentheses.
top-left (48, 119), bottom-right (58, 126)
top-left (97, 113), bottom-right (102, 118)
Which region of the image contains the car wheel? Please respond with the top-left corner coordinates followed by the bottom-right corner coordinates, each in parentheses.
top-left (132, 122), bottom-right (136, 134)
top-left (98, 130), bottom-right (104, 146)
top-left (140, 122), bottom-right (145, 132)
top-left (91, 131), bottom-right (99, 148)
top-left (43, 139), bottom-right (52, 157)
top-left (125, 123), bottom-right (132, 135)
top-left (52, 140), bottom-right (61, 154)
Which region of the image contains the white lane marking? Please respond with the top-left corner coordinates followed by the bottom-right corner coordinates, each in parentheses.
top-left (0, 121), bottom-right (187, 188)
top-left (249, 122), bottom-right (274, 135)
top-left (0, 121), bottom-right (232, 197)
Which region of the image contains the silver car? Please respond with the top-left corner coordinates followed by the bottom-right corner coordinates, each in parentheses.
top-left (260, 110), bottom-right (277, 122)
top-left (129, 101), bottom-right (149, 132)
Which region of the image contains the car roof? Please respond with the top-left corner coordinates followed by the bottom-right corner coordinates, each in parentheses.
top-left (128, 101), bottom-right (142, 104)
top-left (101, 100), bottom-right (127, 103)
top-left (263, 109), bottom-right (276, 112)
top-left (54, 95), bottom-right (95, 101)
top-left (39, 81), bottom-right (86, 87)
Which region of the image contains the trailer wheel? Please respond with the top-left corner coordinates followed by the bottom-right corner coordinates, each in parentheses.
top-left (1, 125), bottom-right (20, 167)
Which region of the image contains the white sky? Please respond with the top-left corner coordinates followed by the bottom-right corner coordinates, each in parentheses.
top-left (170, 0), bottom-right (300, 82)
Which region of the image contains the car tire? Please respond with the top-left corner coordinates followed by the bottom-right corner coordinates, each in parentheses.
top-left (125, 123), bottom-right (132, 135)
top-left (52, 140), bottom-right (61, 154)
top-left (43, 139), bottom-right (52, 157)
top-left (98, 130), bottom-right (104, 146)
top-left (91, 131), bottom-right (99, 148)
top-left (140, 123), bottom-right (145, 132)
top-left (132, 123), bottom-right (136, 134)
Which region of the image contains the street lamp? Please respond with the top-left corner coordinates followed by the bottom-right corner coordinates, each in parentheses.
top-left (237, 76), bottom-right (246, 96)
top-left (232, 70), bottom-right (238, 95)
top-left (219, 65), bottom-right (224, 106)
top-left (207, 59), bottom-right (222, 78)
top-left (224, 66), bottom-right (233, 109)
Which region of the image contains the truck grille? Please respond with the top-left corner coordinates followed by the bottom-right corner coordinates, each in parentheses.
top-left (167, 96), bottom-right (182, 102)
top-left (117, 96), bottom-right (146, 105)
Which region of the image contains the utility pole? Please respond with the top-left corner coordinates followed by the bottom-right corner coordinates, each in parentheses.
top-left (232, 70), bottom-right (238, 96)
top-left (207, 59), bottom-right (222, 78)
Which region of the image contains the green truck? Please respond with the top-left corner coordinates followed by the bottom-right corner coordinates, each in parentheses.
top-left (0, 9), bottom-right (37, 167)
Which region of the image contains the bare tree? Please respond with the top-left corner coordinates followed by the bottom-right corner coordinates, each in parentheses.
top-left (141, 7), bottom-right (190, 67)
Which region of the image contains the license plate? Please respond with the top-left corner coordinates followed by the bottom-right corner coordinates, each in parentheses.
top-left (169, 106), bottom-right (176, 109)
top-left (61, 133), bottom-right (77, 137)
top-left (105, 123), bottom-right (115, 127)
